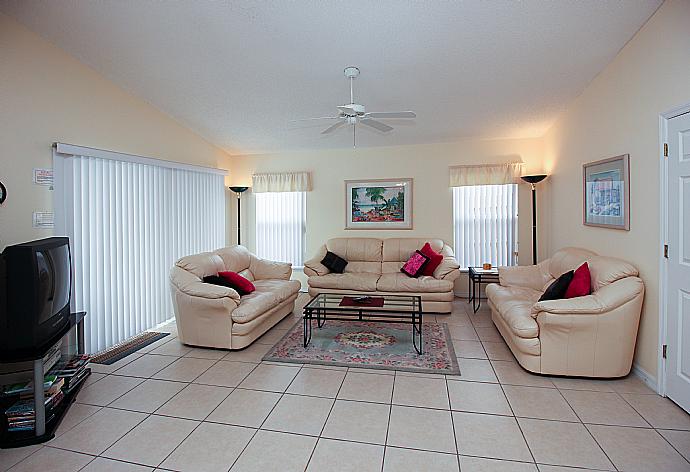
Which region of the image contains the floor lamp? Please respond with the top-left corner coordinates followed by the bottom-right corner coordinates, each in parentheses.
top-left (229, 186), bottom-right (249, 245)
top-left (520, 175), bottom-right (547, 265)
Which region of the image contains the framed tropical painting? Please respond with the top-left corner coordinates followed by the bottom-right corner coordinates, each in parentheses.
top-left (345, 178), bottom-right (413, 229)
top-left (583, 154), bottom-right (630, 230)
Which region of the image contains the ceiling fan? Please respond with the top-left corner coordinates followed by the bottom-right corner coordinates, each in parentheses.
top-left (291, 66), bottom-right (416, 147)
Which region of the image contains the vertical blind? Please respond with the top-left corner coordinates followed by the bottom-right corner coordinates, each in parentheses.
top-left (54, 150), bottom-right (225, 353)
top-left (452, 184), bottom-right (518, 269)
top-left (254, 191), bottom-right (307, 267)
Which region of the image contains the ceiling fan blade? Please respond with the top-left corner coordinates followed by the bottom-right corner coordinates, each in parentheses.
top-left (364, 111), bottom-right (416, 119)
top-left (360, 118), bottom-right (393, 132)
top-left (321, 120), bottom-right (346, 134)
top-left (288, 116), bottom-right (340, 123)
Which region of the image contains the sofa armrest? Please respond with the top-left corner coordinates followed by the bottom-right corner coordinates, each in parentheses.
top-left (532, 277), bottom-right (644, 316)
top-left (435, 256), bottom-right (460, 281)
top-left (249, 256), bottom-right (292, 280)
top-left (498, 261), bottom-right (551, 291)
top-left (304, 244), bottom-right (330, 277)
top-left (170, 267), bottom-right (241, 302)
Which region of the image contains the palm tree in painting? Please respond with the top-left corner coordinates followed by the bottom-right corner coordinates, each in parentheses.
top-left (352, 188), bottom-right (360, 213)
top-left (365, 187), bottom-right (388, 209)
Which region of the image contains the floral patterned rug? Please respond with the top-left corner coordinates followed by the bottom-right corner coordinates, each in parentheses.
top-left (263, 320), bottom-right (460, 375)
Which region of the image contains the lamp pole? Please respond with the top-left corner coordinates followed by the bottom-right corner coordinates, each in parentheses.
top-left (229, 186), bottom-right (249, 245)
top-left (520, 175), bottom-right (547, 265)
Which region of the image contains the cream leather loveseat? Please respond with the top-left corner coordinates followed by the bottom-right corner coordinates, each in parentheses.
top-left (486, 247), bottom-right (644, 377)
top-left (304, 238), bottom-right (460, 313)
top-left (170, 245), bottom-right (301, 349)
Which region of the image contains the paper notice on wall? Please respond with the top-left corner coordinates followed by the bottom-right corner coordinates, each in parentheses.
top-left (33, 168), bottom-right (54, 188)
top-left (33, 211), bottom-right (54, 229)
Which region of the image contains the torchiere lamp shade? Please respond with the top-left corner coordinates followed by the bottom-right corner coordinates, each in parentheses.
top-left (520, 174), bottom-right (547, 185)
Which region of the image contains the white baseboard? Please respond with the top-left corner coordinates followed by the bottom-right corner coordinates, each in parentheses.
top-left (632, 363), bottom-right (659, 394)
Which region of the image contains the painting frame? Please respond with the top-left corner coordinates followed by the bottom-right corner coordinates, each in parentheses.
top-left (583, 154), bottom-right (630, 230)
top-left (345, 178), bottom-right (413, 230)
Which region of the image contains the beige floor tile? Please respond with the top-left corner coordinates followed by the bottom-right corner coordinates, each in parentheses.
top-left (152, 357), bottom-right (216, 382)
top-left (459, 456), bottom-right (538, 472)
top-left (481, 341), bottom-right (514, 361)
top-left (447, 324), bottom-right (479, 341)
top-left (8, 447), bottom-right (93, 472)
top-left (491, 360), bottom-right (554, 388)
top-left (348, 367), bottom-right (395, 375)
top-left (286, 367), bottom-right (346, 397)
top-left (149, 339), bottom-right (193, 356)
top-left (518, 418), bottom-right (613, 470)
top-left (255, 327), bottom-right (289, 345)
top-left (453, 411), bottom-right (533, 462)
top-left (80, 457), bottom-right (154, 471)
top-left (622, 393), bottom-right (690, 430)
top-left (89, 353), bottom-right (144, 374)
top-left (82, 371), bottom-right (106, 387)
top-left (183, 347), bottom-right (230, 360)
top-left (0, 444), bottom-right (42, 472)
top-left (160, 422), bottom-right (254, 472)
top-left (440, 312), bottom-right (472, 326)
top-left (608, 374), bottom-right (656, 394)
top-left (475, 325), bottom-right (503, 342)
top-left (468, 313), bottom-right (495, 328)
top-left (551, 377), bottom-right (616, 392)
top-left (337, 372), bottom-right (394, 403)
top-left (53, 403), bottom-right (101, 438)
top-left (230, 430), bottom-right (317, 472)
top-left (109, 379), bottom-right (185, 413)
top-left (262, 393), bottom-right (333, 435)
top-left (587, 424), bottom-right (690, 472)
top-left (322, 400), bottom-right (390, 444)
top-left (113, 354), bottom-right (178, 378)
top-left (382, 447), bottom-right (459, 472)
top-left (658, 429), bottom-right (690, 462)
top-left (456, 358), bottom-right (498, 383)
top-left (395, 370), bottom-right (446, 379)
top-left (50, 407), bottom-right (147, 455)
top-left (194, 360), bottom-right (257, 387)
top-left (207, 388), bottom-right (280, 427)
top-left (387, 405), bottom-right (456, 454)
top-left (76, 375), bottom-right (144, 406)
top-left (392, 375), bottom-right (450, 409)
top-left (156, 383), bottom-right (232, 420)
top-left (503, 385), bottom-right (578, 422)
top-left (560, 390), bottom-right (649, 427)
top-left (103, 415), bottom-right (199, 467)
top-left (447, 379), bottom-right (512, 415)
top-left (536, 466), bottom-right (604, 472)
top-left (138, 335), bottom-right (175, 353)
top-left (306, 438), bottom-right (384, 472)
top-left (453, 340), bottom-right (487, 359)
top-left (238, 363), bottom-right (300, 392)
top-left (222, 342), bottom-right (272, 363)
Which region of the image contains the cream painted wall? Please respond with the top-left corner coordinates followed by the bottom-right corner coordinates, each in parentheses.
top-left (0, 13), bottom-right (233, 249)
top-left (543, 0), bottom-right (690, 379)
top-left (229, 138), bottom-right (548, 294)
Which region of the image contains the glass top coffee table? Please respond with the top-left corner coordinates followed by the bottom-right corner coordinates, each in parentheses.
top-left (303, 293), bottom-right (424, 354)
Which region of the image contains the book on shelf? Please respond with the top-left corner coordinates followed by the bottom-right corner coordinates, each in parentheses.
top-left (1, 375), bottom-right (59, 396)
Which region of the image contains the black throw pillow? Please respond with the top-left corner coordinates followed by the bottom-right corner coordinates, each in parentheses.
top-left (321, 251), bottom-right (348, 274)
top-left (539, 270), bottom-right (575, 301)
top-left (203, 275), bottom-right (233, 288)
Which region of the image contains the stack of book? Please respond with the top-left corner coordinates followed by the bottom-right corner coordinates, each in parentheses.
top-left (3, 376), bottom-right (65, 432)
top-left (51, 355), bottom-right (90, 393)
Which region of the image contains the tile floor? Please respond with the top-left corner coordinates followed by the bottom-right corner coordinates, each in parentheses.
top-left (2, 295), bottom-right (689, 472)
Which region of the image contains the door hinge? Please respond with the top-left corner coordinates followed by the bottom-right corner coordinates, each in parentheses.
top-left (664, 244), bottom-right (669, 258)
top-left (662, 344), bottom-right (667, 359)
top-left (664, 143), bottom-right (668, 157)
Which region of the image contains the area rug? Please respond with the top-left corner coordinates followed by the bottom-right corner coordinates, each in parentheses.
top-left (90, 331), bottom-right (169, 364)
top-left (263, 321), bottom-right (459, 375)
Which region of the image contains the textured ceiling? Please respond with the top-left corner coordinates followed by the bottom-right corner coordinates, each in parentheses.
top-left (1, 0), bottom-right (661, 154)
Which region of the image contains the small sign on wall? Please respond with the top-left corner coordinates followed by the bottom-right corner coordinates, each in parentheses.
top-left (33, 168), bottom-right (54, 188)
top-left (33, 211), bottom-right (54, 229)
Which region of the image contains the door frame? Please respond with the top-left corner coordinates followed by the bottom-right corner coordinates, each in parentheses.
top-left (658, 102), bottom-right (690, 396)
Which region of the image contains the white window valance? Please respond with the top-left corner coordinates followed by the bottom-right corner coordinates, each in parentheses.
top-left (252, 171), bottom-right (312, 193)
top-left (449, 162), bottom-right (524, 187)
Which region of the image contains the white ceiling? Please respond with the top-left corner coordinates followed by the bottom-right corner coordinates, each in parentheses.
top-left (2, 0), bottom-right (661, 155)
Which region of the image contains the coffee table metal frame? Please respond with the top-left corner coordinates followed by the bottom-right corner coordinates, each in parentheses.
top-left (303, 293), bottom-right (424, 355)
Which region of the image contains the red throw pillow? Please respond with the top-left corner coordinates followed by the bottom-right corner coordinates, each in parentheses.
top-left (564, 262), bottom-right (591, 299)
top-left (419, 242), bottom-right (443, 276)
top-left (218, 271), bottom-right (256, 295)
top-left (401, 251), bottom-right (430, 278)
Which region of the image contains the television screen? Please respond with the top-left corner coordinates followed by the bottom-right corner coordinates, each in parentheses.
top-left (36, 245), bottom-right (71, 324)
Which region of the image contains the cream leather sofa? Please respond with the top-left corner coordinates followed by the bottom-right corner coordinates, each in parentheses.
top-left (304, 238), bottom-right (460, 313)
top-left (170, 245), bottom-right (301, 350)
top-left (486, 247), bottom-right (644, 378)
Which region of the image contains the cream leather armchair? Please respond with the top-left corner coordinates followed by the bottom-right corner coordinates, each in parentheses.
top-left (486, 247), bottom-right (644, 377)
top-left (170, 245), bottom-right (300, 350)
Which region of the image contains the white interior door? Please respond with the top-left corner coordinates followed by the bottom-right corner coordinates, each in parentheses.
top-left (666, 110), bottom-right (690, 413)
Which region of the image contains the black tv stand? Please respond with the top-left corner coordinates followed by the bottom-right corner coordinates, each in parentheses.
top-left (0, 312), bottom-right (90, 449)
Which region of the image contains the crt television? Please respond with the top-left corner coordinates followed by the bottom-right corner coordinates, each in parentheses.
top-left (0, 237), bottom-right (72, 354)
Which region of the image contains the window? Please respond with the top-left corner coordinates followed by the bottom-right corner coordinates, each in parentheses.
top-left (452, 184), bottom-right (518, 269)
top-left (255, 191), bottom-right (307, 266)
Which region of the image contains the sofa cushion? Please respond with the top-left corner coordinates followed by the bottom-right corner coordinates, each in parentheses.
top-left (382, 238), bottom-right (445, 262)
top-left (377, 273), bottom-right (454, 293)
top-left (548, 247), bottom-right (596, 279)
top-left (176, 252), bottom-right (225, 279)
top-left (308, 273), bottom-right (380, 292)
top-left (327, 238), bottom-right (383, 262)
top-left (588, 256), bottom-right (638, 290)
top-left (214, 245), bottom-right (252, 273)
top-left (486, 284), bottom-right (541, 339)
top-left (231, 279), bottom-right (301, 324)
